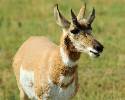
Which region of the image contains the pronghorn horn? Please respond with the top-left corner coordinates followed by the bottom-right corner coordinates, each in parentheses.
top-left (54, 4), bottom-right (70, 29)
top-left (71, 9), bottom-right (80, 27)
top-left (77, 3), bottom-right (86, 20)
top-left (87, 8), bottom-right (95, 25)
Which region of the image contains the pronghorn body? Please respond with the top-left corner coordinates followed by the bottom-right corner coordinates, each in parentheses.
top-left (13, 36), bottom-right (78, 100)
top-left (13, 4), bottom-right (103, 100)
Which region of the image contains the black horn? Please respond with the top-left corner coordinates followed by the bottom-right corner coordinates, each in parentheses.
top-left (87, 8), bottom-right (95, 25)
top-left (71, 9), bottom-right (80, 27)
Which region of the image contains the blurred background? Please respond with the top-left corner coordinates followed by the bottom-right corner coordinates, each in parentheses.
top-left (0, 0), bottom-right (125, 100)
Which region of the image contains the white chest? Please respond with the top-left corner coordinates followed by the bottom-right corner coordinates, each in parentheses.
top-left (46, 75), bottom-right (76, 100)
top-left (49, 82), bottom-right (76, 100)
top-left (20, 67), bottom-right (76, 100)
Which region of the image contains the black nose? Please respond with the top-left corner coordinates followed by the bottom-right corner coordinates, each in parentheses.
top-left (93, 40), bottom-right (103, 52)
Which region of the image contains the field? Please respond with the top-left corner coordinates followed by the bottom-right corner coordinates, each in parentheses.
top-left (0, 0), bottom-right (125, 100)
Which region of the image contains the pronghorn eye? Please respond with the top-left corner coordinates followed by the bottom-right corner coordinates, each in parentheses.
top-left (70, 28), bottom-right (80, 34)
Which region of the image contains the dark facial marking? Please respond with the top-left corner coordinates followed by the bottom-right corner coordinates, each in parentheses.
top-left (70, 24), bottom-right (92, 35)
top-left (70, 28), bottom-right (80, 34)
top-left (81, 24), bottom-right (92, 30)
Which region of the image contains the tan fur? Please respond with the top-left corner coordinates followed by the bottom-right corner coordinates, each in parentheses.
top-left (13, 35), bottom-right (79, 99)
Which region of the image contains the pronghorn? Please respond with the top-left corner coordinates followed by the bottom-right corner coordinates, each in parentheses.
top-left (13, 4), bottom-right (103, 100)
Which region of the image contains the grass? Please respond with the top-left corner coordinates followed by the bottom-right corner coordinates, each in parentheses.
top-left (0, 0), bottom-right (125, 100)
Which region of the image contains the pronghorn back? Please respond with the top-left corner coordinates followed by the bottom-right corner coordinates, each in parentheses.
top-left (13, 36), bottom-right (58, 70)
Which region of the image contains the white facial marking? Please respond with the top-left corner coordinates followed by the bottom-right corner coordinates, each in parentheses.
top-left (89, 52), bottom-right (96, 57)
top-left (60, 47), bottom-right (77, 67)
top-left (20, 66), bottom-right (37, 100)
top-left (87, 47), bottom-right (99, 57)
top-left (87, 47), bottom-right (98, 53)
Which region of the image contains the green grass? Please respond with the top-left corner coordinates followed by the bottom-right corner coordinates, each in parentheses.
top-left (0, 0), bottom-right (125, 99)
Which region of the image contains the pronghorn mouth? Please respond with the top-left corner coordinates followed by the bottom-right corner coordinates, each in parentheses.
top-left (90, 50), bottom-right (100, 57)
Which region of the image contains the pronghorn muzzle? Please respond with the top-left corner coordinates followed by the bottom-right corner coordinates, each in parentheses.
top-left (90, 39), bottom-right (103, 57)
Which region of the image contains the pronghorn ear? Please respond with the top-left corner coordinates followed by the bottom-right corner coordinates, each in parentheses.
top-left (87, 8), bottom-right (95, 25)
top-left (54, 4), bottom-right (70, 29)
top-left (77, 3), bottom-right (86, 20)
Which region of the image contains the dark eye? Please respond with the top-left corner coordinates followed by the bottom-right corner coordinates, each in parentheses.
top-left (70, 28), bottom-right (80, 34)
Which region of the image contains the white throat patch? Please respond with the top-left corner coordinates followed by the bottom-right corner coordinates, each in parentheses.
top-left (60, 47), bottom-right (77, 67)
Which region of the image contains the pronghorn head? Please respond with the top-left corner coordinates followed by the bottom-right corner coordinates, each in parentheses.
top-left (54, 4), bottom-right (103, 57)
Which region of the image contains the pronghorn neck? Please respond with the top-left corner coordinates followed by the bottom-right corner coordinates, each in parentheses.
top-left (60, 33), bottom-right (81, 67)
